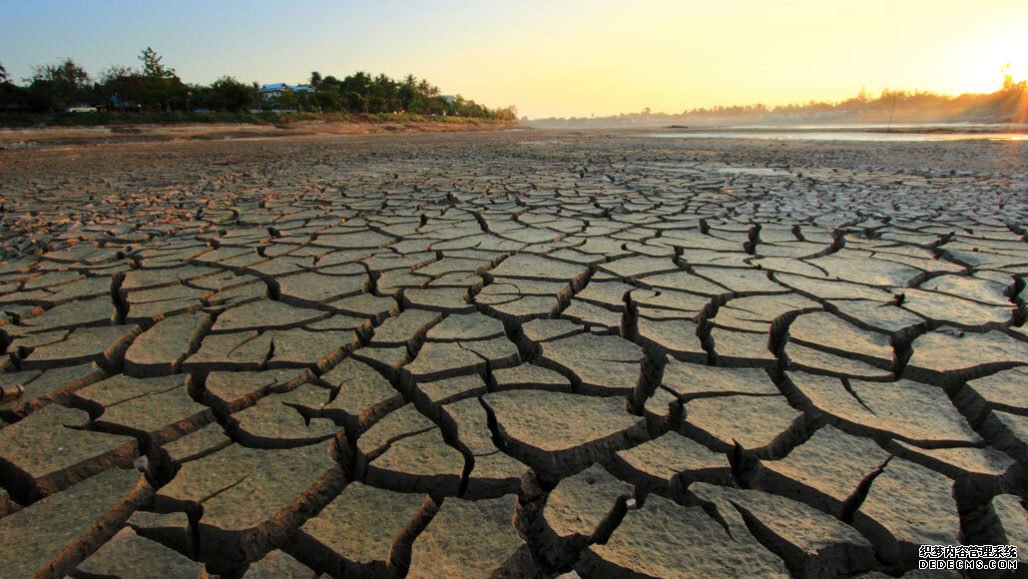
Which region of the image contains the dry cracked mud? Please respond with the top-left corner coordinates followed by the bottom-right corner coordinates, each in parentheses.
top-left (0, 129), bottom-right (1026, 577)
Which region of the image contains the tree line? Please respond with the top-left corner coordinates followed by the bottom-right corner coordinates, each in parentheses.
top-left (0, 48), bottom-right (516, 120)
top-left (531, 73), bottom-right (1028, 128)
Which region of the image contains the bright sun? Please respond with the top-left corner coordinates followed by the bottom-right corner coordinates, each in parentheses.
top-left (956, 32), bottom-right (1028, 93)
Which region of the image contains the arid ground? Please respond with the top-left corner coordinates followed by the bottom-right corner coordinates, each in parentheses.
top-left (0, 129), bottom-right (1026, 577)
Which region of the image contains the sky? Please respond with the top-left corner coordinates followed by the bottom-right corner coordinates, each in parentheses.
top-left (2, 0), bottom-right (1027, 118)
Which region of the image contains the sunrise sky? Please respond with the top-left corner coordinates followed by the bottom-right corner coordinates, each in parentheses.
top-left (2, 0), bottom-right (1026, 118)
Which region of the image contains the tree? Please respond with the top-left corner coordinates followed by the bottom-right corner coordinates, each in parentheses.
top-left (139, 47), bottom-right (176, 80)
top-left (309, 71), bottom-right (322, 88)
top-left (136, 47), bottom-right (186, 111)
top-left (26, 58), bottom-right (92, 111)
top-left (0, 61), bottom-right (29, 111)
top-left (206, 76), bottom-right (256, 111)
top-left (312, 85), bottom-right (340, 111)
top-left (398, 74), bottom-right (417, 111)
top-left (96, 65), bottom-right (145, 110)
top-left (268, 85), bottom-right (298, 111)
top-left (99, 65), bottom-right (137, 84)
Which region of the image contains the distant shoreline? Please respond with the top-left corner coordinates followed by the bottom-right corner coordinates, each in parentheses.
top-left (658, 123), bottom-right (1028, 135)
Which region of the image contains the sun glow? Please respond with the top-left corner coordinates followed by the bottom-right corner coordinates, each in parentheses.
top-left (951, 30), bottom-right (1028, 94)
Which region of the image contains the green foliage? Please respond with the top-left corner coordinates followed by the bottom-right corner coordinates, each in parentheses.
top-left (139, 47), bottom-right (176, 80)
top-left (193, 76), bottom-right (257, 112)
top-left (26, 58), bottom-right (92, 111)
top-left (0, 50), bottom-right (517, 122)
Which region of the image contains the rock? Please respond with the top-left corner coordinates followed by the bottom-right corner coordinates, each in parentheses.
top-left (317, 357), bottom-right (403, 434)
top-left (227, 384), bottom-right (339, 448)
top-left (482, 390), bottom-right (647, 480)
top-left (853, 458), bottom-right (961, 568)
top-left (976, 494), bottom-right (1028, 568)
top-left (578, 493), bottom-right (788, 577)
top-left (806, 254), bottom-right (923, 287)
top-left (371, 308), bottom-right (443, 348)
top-left (277, 270), bottom-right (368, 304)
top-left (0, 403), bottom-right (137, 503)
top-left (787, 372), bottom-right (982, 446)
top-left (160, 422), bottom-right (232, 464)
top-left (520, 318), bottom-right (584, 344)
top-left (425, 312), bottom-right (505, 341)
top-left (75, 373), bottom-right (213, 446)
top-left (20, 324), bottom-right (141, 370)
top-left (202, 368), bottom-right (309, 413)
top-left (441, 397), bottom-right (530, 498)
top-left (0, 363), bottom-right (106, 419)
top-left (901, 288), bottom-right (1013, 329)
top-left (211, 299), bottom-right (330, 332)
top-left (788, 311), bottom-right (894, 369)
top-left (124, 312), bottom-right (211, 376)
top-left (357, 404), bottom-right (436, 460)
top-left (957, 367), bottom-right (1028, 419)
top-left (689, 482), bottom-right (875, 578)
top-left (613, 431), bottom-right (732, 494)
top-left (492, 363), bottom-right (572, 392)
top-left (296, 481), bottom-right (432, 577)
top-left (0, 467), bottom-right (150, 578)
top-left (709, 327), bottom-right (777, 367)
top-left (662, 360), bottom-right (779, 399)
top-left (19, 295), bottom-right (115, 332)
top-left (539, 464), bottom-right (633, 567)
top-left (904, 330), bottom-right (1027, 389)
top-left (243, 549), bottom-right (320, 578)
top-left (414, 373), bottom-right (487, 418)
top-left (157, 441), bottom-right (343, 567)
top-left (885, 439), bottom-right (1017, 498)
top-left (785, 343), bottom-right (894, 379)
top-left (756, 425), bottom-right (890, 516)
top-left (713, 294), bottom-right (820, 333)
top-left (682, 394), bottom-right (805, 458)
top-left (539, 333), bottom-right (644, 394)
top-left (635, 317), bottom-right (707, 363)
top-left (408, 494), bottom-right (535, 578)
top-left (365, 429), bottom-right (465, 496)
top-left (75, 526), bottom-right (203, 578)
top-left (981, 409), bottom-right (1028, 463)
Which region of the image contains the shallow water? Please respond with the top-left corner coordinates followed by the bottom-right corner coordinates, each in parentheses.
top-left (642, 130), bottom-right (1028, 142)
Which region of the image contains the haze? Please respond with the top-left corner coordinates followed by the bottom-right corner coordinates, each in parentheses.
top-left (2, 0), bottom-right (1026, 119)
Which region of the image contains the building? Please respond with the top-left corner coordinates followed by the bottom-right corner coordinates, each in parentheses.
top-left (258, 83), bottom-right (316, 100)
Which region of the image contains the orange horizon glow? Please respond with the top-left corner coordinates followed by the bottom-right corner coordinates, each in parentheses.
top-left (1, 0), bottom-right (1026, 118)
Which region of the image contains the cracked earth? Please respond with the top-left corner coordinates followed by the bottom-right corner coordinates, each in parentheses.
top-left (0, 130), bottom-right (1026, 577)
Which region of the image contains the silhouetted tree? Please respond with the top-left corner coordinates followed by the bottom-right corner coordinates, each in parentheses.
top-left (140, 47), bottom-right (176, 79)
top-left (209, 77), bottom-right (257, 111)
top-left (137, 47), bottom-right (187, 111)
top-left (26, 58), bottom-right (92, 111)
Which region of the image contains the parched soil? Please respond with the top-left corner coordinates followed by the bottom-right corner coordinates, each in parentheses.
top-left (0, 119), bottom-right (519, 149)
top-left (0, 130), bottom-right (1026, 577)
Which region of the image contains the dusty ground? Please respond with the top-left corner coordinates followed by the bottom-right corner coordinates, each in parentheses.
top-left (0, 130), bottom-right (1026, 577)
top-left (0, 119), bottom-right (518, 149)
